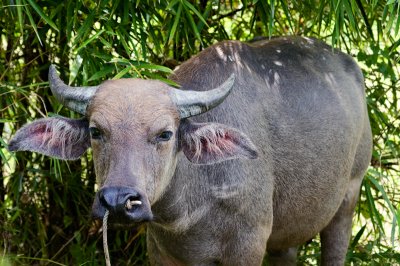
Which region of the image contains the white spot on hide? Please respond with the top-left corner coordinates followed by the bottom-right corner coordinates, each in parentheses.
top-left (273, 72), bottom-right (281, 88)
top-left (215, 46), bottom-right (227, 61)
top-left (303, 37), bottom-right (315, 44)
top-left (211, 183), bottom-right (240, 199)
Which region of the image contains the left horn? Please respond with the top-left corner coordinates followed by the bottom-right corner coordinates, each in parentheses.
top-left (48, 65), bottom-right (98, 115)
top-left (169, 74), bottom-right (235, 119)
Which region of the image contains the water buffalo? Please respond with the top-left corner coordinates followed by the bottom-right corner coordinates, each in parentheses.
top-left (9, 36), bottom-right (372, 265)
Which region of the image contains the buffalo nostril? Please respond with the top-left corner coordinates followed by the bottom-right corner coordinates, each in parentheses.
top-left (99, 186), bottom-right (141, 212)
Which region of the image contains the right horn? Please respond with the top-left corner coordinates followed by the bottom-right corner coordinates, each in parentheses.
top-left (48, 65), bottom-right (98, 115)
top-left (169, 74), bottom-right (235, 119)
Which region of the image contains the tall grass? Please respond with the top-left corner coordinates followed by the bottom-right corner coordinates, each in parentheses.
top-left (0, 1), bottom-right (399, 264)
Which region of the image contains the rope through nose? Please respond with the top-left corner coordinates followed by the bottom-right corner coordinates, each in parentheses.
top-left (103, 199), bottom-right (142, 265)
top-left (125, 199), bottom-right (142, 210)
top-left (103, 210), bottom-right (111, 266)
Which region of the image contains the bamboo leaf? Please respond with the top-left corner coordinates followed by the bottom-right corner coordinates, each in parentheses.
top-left (183, 4), bottom-right (202, 44)
top-left (269, 0), bottom-right (275, 36)
top-left (16, 0), bottom-right (24, 33)
top-left (75, 29), bottom-right (105, 53)
top-left (25, 0), bottom-right (59, 32)
top-left (73, 12), bottom-right (96, 47)
top-left (23, 4), bottom-right (43, 46)
top-left (363, 177), bottom-right (384, 232)
top-left (168, 2), bottom-right (183, 43)
top-left (350, 224), bottom-right (367, 250)
top-left (166, 0), bottom-right (180, 10)
top-left (134, 63), bottom-right (173, 73)
top-left (183, 1), bottom-right (209, 27)
top-left (367, 171), bottom-right (397, 216)
top-left (279, 0), bottom-right (293, 33)
top-left (113, 66), bottom-right (132, 79)
top-left (140, 71), bottom-right (179, 86)
top-left (87, 65), bottom-right (115, 81)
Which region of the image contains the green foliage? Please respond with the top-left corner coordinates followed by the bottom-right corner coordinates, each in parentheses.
top-left (0, 0), bottom-right (399, 265)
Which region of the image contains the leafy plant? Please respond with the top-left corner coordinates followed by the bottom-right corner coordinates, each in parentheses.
top-left (0, 0), bottom-right (399, 265)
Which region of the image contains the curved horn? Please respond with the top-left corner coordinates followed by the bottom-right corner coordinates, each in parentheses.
top-left (170, 74), bottom-right (235, 119)
top-left (48, 65), bottom-right (98, 115)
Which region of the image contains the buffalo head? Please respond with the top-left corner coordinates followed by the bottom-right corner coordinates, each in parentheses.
top-left (8, 65), bottom-right (258, 225)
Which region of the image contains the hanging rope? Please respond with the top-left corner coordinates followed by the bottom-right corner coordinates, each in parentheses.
top-left (102, 200), bottom-right (142, 266)
top-left (103, 210), bottom-right (111, 266)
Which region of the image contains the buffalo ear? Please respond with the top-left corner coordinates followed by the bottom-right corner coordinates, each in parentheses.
top-left (8, 117), bottom-right (90, 160)
top-left (179, 120), bottom-right (258, 165)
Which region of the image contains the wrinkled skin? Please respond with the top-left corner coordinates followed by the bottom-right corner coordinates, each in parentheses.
top-left (8, 36), bottom-right (372, 265)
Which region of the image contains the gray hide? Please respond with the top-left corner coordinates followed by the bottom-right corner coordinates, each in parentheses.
top-left (8, 36), bottom-right (372, 266)
top-left (148, 37), bottom-right (372, 265)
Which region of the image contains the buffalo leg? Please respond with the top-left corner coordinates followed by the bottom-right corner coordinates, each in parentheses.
top-left (147, 231), bottom-right (181, 266)
top-left (320, 177), bottom-right (362, 266)
top-left (268, 247), bottom-right (297, 266)
top-left (221, 225), bottom-right (270, 266)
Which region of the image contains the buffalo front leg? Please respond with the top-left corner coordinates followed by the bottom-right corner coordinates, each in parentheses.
top-left (147, 230), bottom-right (183, 266)
top-left (320, 177), bottom-right (362, 266)
top-left (221, 225), bottom-right (270, 266)
top-left (267, 247), bottom-right (297, 266)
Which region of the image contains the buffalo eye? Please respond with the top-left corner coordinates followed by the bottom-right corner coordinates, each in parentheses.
top-left (156, 131), bottom-right (173, 142)
top-left (89, 127), bottom-right (102, 139)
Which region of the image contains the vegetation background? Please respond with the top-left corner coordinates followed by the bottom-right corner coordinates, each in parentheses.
top-left (0, 0), bottom-right (399, 265)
